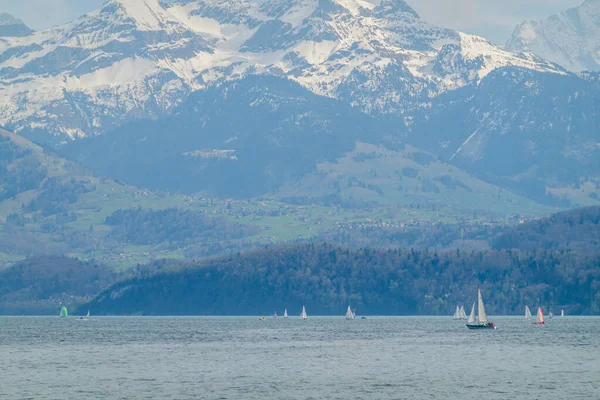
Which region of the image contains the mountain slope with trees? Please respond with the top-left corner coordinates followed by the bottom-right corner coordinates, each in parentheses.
top-left (86, 242), bottom-right (600, 316)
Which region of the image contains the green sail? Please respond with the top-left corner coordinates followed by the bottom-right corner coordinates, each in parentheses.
top-left (60, 306), bottom-right (68, 317)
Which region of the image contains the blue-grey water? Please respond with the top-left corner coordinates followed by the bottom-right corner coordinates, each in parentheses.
top-left (1, 316), bottom-right (598, 399)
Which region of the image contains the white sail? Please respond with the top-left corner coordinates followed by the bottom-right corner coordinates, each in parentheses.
top-left (453, 305), bottom-right (460, 319)
top-left (459, 306), bottom-right (466, 319)
top-left (301, 306), bottom-right (307, 320)
top-left (525, 306), bottom-right (531, 320)
top-left (86, 310), bottom-right (90, 318)
top-left (345, 305), bottom-right (354, 320)
top-left (537, 307), bottom-right (545, 323)
top-left (283, 308), bottom-right (288, 318)
top-left (561, 309), bottom-right (564, 317)
top-left (274, 311), bottom-right (278, 318)
top-left (477, 288), bottom-right (488, 323)
top-left (468, 303), bottom-right (476, 323)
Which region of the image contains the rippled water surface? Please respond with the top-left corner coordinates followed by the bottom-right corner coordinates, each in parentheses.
top-left (1, 316), bottom-right (598, 399)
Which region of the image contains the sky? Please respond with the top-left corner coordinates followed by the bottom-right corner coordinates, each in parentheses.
top-left (0, 0), bottom-right (584, 45)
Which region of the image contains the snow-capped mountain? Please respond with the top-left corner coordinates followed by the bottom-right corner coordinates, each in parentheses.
top-left (0, 0), bottom-right (565, 138)
top-left (0, 13), bottom-right (33, 37)
top-left (506, 0), bottom-right (600, 73)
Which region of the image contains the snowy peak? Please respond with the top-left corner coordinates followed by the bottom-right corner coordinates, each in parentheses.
top-left (507, 0), bottom-right (600, 72)
top-left (102, 0), bottom-right (187, 32)
top-left (0, 13), bottom-right (34, 37)
top-left (0, 0), bottom-right (570, 139)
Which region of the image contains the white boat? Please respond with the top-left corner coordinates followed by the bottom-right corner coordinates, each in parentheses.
top-left (548, 308), bottom-right (553, 319)
top-left (561, 309), bottom-right (564, 317)
top-left (283, 308), bottom-right (288, 318)
top-left (525, 305), bottom-right (532, 320)
top-left (467, 303), bottom-right (476, 324)
top-left (300, 306), bottom-right (308, 321)
top-left (466, 289), bottom-right (496, 330)
top-left (80, 310), bottom-right (90, 321)
top-left (452, 305), bottom-right (462, 320)
top-left (459, 305), bottom-right (467, 319)
top-left (273, 311), bottom-right (278, 319)
top-left (345, 305), bottom-right (355, 320)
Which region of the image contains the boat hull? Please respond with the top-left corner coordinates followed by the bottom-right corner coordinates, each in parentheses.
top-left (466, 323), bottom-right (496, 330)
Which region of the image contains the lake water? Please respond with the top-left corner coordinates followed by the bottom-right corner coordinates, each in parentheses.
top-left (1, 316), bottom-right (598, 399)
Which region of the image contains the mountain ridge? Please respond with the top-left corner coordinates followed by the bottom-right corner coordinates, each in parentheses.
top-left (0, 0), bottom-right (565, 138)
top-left (507, 0), bottom-right (600, 72)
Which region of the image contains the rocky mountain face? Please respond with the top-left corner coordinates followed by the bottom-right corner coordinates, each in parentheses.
top-left (506, 0), bottom-right (600, 73)
top-left (408, 68), bottom-right (600, 205)
top-left (59, 75), bottom-right (394, 197)
top-left (0, 0), bottom-right (564, 139)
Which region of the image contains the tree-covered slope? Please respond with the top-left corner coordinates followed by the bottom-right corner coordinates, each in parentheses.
top-left (493, 206), bottom-right (600, 252)
top-left (0, 256), bottom-right (117, 315)
top-left (86, 243), bottom-right (600, 316)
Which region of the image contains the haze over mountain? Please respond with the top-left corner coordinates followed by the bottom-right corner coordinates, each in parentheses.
top-left (507, 0), bottom-right (600, 72)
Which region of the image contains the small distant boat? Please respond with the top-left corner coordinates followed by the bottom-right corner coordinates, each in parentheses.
top-left (300, 306), bottom-right (308, 321)
top-left (259, 317), bottom-right (266, 321)
top-left (345, 305), bottom-right (355, 320)
top-left (273, 311), bottom-right (278, 319)
top-left (561, 309), bottom-right (564, 317)
top-left (283, 308), bottom-right (288, 318)
top-left (452, 305), bottom-right (461, 320)
top-left (459, 305), bottom-right (466, 319)
top-left (548, 308), bottom-right (553, 319)
top-left (466, 289), bottom-right (496, 330)
top-left (533, 307), bottom-right (545, 325)
top-left (59, 306), bottom-right (68, 318)
top-left (525, 305), bottom-right (532, 320)
top-left (79, 310), bottom-right (90, 321)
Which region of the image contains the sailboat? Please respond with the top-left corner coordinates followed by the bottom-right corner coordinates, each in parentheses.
top-left (283, 308), bottom-right (288, 318)
top-left (80, 310), bottom-right (90, 321)
top-left (525, 305), bottom-right (532, 320)
top-left (273, 311), bottom-right (278, 319)
top-left (548, 308), bottom-right (554, 319)
top-left (300, 306), bottom-right (308, 321)
top-left (459, 305), bottom-right (467, 320)
top-left (452, 305), bottom-right (462, 320)
top-left (466, 289), bottom-right (496, 330)
top-left (561, 309), bottom-right (564, 317)
top-left (59, 306), bottom-right (68, 318)
top-left (345, 305), bottom-right (355, 320)
top-left (533, 307), bottom-right (545, 325)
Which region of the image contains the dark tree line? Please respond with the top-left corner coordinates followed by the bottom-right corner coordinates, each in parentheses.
top-left (86, 243), bottom-right (600, 316)
top-left (0, 256), bottom-right (118, 315)
top-left (493, 206), bottom-right (600, 252)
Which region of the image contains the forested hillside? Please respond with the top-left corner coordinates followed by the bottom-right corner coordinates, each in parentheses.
top-left (0, 256), bottom-right (118, 315)
top-left (493, 206), bottom-right (600, 251)
top-left (87, 243), bottom-right (600, 316)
